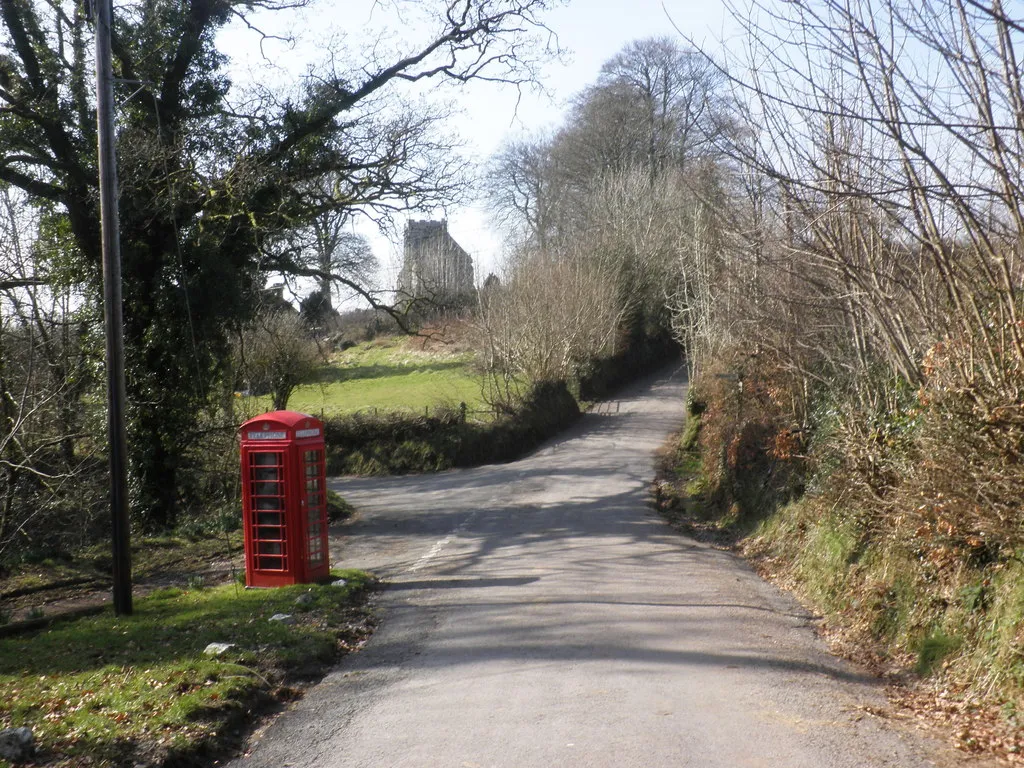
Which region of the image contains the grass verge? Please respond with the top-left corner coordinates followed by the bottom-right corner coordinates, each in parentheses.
top-left (0, 570), bottom-right (375, 767)
top-left (655, 390), bottom-right (1024, 762)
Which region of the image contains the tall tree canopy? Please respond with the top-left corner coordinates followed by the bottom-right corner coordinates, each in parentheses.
top-left (0, 0), bottom-right (558, 526)
top-left (556, 37), bottom-right (729, 184)
top-left (485, 37), bottom-right (735, 353)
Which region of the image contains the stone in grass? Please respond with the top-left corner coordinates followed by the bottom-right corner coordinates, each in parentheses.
top-left (295, 592), bottom-right (314, 606)
top-left (203, 642), bottom-right (235, 657)
top-left (269, 613), bottom-right (296, 625)
top-left (331, 579), bottom-right (348, 588)
top-left (0, 726), bottom-right (34, 763)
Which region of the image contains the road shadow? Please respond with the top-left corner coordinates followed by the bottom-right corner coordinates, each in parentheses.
top-left (322, 362), bottom-right (880, 694)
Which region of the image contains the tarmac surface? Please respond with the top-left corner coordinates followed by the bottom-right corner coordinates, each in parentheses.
top-left (226, 366), bottom-right (989, 768)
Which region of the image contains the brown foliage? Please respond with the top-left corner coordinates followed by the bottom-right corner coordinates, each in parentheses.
top-left (693, 348), bottom-right (806, 521)
top-left (897, 331), bottom-right (1024, 563)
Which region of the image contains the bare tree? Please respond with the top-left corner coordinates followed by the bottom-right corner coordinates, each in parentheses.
top-left (484, 37), bottom-right (739, 374)
top-left (717, 0), bottom-right (1024, 393)
top-left (679, 0), bottom-right (1024, 556)
top-left (234, 310), bottom-right (324, 412)
top-left (0, 186), bottom-right (102, 562)
top-left (485, 136), bottom-right (563, 252)
top-left (599, 37), bottom-right (730, 176)
top-left (475, 253), bottom-right (623, 407)
top-left (553, 37), bottom-right (732, 188)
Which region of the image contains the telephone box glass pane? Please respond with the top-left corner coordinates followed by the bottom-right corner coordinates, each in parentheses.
top-left (248, 450), bottom-right (287, 573)
top-left (301, 448), bottom-right (326, 567)
top-left (304, 451), bottom-right (318, 473)
top-left (257, 515), bottom-right (283, 529)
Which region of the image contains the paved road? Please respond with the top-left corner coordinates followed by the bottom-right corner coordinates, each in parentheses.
top-left (227, 366), bottom-right (987, 768)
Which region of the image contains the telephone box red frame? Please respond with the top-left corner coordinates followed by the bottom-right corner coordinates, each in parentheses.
top-left (239, 411), bottom-right (330, 587)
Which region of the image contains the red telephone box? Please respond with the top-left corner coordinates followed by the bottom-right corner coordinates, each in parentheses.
top-left (239, 411), bottom-right (330, 587)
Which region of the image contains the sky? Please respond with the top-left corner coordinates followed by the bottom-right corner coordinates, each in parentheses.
top-left (218, 0), bottom-right (735, 296)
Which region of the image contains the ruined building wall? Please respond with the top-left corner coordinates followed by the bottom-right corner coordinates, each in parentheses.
top-left (397, 220), bottom-right (474, 304)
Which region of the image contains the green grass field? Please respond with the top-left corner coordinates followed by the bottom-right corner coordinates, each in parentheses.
top-left (239, 336), bottom-right (487, 418)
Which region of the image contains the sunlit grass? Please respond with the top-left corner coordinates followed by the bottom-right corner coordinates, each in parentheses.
top-left (239, 336), bottom-right (487, 417)
top-left (0, 571), bottom-right (373, 766)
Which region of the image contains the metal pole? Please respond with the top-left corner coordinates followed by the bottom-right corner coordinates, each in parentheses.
top-left (95, 0), bottom-right (132, 615)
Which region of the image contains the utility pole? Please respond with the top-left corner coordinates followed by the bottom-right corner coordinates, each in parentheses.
top-left (94, 0), bottom-right (133, 615)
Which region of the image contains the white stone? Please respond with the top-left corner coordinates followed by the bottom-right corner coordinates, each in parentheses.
top-left (269, 613), bottom-right (296, 624)
top-left (331, 579), bottom-right (348, 588)
top-left (203, 642), bottom-right (235, 657)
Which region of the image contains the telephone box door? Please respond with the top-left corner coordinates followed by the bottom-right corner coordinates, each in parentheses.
top-left (300, 446), bottom-right (329, 582)
top-left (247, 449), bottom-right (289, 578)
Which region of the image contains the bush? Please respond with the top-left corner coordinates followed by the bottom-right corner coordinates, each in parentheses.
top-left (693, 334), bottom-right (1024, 716)
top-left (323, 380), bottom-right (581, 475)
top-left (323, 409), bottom-right (461, 475)
top-left (692, 351), bottom-right (807, 525)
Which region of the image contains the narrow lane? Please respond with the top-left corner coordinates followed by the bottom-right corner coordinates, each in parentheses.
top-left (228, 367), bottom-right (986, 768)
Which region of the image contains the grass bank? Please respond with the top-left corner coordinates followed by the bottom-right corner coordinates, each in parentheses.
top-left (0, 570), bottom-right (374, 767)
top-left (656, 366), bottom-right (1024, 762)
top-left (315, 332), bottom-right (680, 476)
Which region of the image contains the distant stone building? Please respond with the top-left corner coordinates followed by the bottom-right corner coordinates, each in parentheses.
top-left (397, 219), bottom-right (474, 307)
